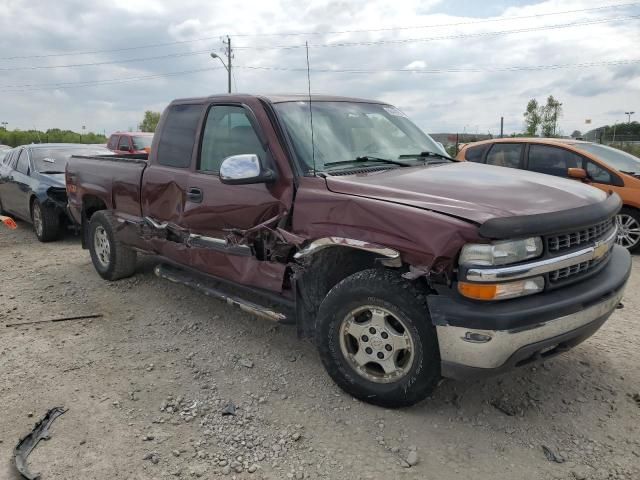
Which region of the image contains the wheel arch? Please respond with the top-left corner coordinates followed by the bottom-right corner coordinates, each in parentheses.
top-left (293, 239), bottom-right (427, 339)
top-left (80, 194), bottom-right (108, 248)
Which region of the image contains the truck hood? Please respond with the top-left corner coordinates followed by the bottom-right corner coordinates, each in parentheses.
top-left (325, 162), bottom-right (607, 224)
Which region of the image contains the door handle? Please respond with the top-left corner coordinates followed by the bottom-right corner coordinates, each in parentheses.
top-left (187, 187), bottom-right (203, 203)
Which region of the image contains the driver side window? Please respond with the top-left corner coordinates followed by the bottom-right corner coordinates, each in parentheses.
top-left (198, 105), bottom-right (267, 173)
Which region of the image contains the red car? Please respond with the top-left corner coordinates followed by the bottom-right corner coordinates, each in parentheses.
top-left (106, 132), bottom-right (153, 155)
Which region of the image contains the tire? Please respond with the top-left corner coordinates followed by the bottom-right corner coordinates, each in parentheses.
top-left (88, 210), bottom-right (137, 280)
top-left (316, 268), bottom-right (440, 408)
top-left (615, 208), bottom-right (640, 253)
top-left (31, 200), bottom-right (61, 242)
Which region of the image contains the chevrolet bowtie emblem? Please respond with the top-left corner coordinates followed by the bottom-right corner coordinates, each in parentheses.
top-left (593, 240), bottom-right (609, 260)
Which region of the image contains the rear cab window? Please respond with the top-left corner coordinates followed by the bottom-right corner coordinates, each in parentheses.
top-left (485, 143), bottom-right (523, 169)
top-left (118, 136), bottom-right (131, 150)
top-left (464, 144), bottom-right (489, 163)
top-left (107, 135), bottom-right (118, 150)
top-left (157, 103), bottom-right (205, 168)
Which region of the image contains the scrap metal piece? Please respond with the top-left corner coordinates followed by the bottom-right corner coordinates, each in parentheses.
top-left (294, 236), bottom-right (401, 261)
top-left (14, 406), bottom-right (67, 480)
top-left (1, 214), bottom-right (17, 229)
top-left (6, 314), bottom-right (102, 328)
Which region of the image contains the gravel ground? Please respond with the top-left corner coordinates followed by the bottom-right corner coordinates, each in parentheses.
top-left (1, 223), bottom-right (639, 480)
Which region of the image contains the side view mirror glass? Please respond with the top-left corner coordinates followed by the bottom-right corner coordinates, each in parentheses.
top-left (219, 154), bottom-right (275, 185)
top-left (567, 167), bottom-right (588, 181)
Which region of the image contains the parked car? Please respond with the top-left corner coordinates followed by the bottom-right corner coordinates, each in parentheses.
top-left (0, 143), bottom-right (113, 241)
top-left (456, 138), bottom-right (640, 252)
top-left (106, 131), bottom-right (153, 155)
top-left (66, 94), bottom-right (630, 407)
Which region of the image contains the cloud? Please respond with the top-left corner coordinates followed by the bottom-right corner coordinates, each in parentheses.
top-left (0, 0), bottom-right (638, 136)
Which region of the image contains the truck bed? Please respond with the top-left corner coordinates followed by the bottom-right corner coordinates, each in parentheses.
top-left (66, 154), bottom-right (148, 222)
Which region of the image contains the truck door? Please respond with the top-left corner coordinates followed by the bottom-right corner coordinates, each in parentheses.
top-left (182, 102), bottom-right (292, 291)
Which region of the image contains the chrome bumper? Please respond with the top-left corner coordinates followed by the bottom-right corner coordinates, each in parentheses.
top-left (437, 286), bottom-right (624, 371)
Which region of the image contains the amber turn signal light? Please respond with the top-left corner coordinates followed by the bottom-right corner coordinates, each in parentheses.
top-left (458, 282), bottom-right (498, 300)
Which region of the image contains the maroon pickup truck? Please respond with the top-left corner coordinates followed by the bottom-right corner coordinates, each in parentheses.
top-left (66, 94), bottom-right (631, 407)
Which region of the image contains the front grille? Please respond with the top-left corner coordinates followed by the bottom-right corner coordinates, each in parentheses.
top-left (549, 254), bottom-right (608, 282)
top-left (546, 218), bottom-right (613, 254)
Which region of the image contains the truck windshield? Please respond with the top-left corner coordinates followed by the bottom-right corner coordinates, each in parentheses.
top-left (274, 101), bottom-right (449, 173)
top-left (571, 143), bottom-right (640, 174)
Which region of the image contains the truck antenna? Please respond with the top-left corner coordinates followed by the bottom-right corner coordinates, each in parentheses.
top-left (305, 41), bottom-right (316, 176)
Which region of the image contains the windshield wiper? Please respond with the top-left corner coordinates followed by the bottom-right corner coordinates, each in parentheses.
top-left (398, 151), bottom-right (452, 162)
top-left (324, 156), bottom-right (411, 168)
top-left (39, 170), bottom-right (65, 174)
top-left (620, 170), bottom-right (639, 175)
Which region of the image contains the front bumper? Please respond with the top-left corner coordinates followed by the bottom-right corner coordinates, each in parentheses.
top-left (429, 245), bottom-right (631, 380)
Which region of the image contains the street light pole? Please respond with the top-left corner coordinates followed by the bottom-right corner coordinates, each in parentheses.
top-left (625, 111), bottom-right (635, 123)
top-left (210, 52), bottom-right (231, 93)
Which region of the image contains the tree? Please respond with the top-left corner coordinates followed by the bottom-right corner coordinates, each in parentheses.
top-left (523, 99), bottom-right (541, 136)
top-left (541, 95), bottom-right (563, 137)
top-left (570, 130), bottom-right (582, 138)
top-left (138, 111), bottom-right (161, 132)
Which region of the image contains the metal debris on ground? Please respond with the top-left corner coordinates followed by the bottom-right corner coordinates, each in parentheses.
top-left (14, 406), bottom-right (67, 480)
top-left (541, 444), bottom-right (566, 463)
top-left (221, 402), bottom-right (237, 416)
top-left (5, 314), bottom-right (103, 328)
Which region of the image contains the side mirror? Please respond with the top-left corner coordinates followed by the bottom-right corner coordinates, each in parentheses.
top-left (568, 167), bottom-right (588, 181)
top-left (219, 154), bottom-right (275, 185)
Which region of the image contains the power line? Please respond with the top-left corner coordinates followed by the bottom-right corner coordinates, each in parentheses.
top-left (0, 50), bottom-right (213, 71)
top-left (3, 58), bottom-right (637, 94)
top-left (1, 2), bottom-right (637, 60)
top-left (233, 15), bottom-right (640, 50)
top-left (236, 58), bottom-right (640, 74)
top-left (0, 67), bottom-right (222, 93)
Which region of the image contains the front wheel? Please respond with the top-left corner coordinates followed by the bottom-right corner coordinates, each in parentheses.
top-left (615, 208), bottom-right (640, 253)
top-left (316, 269), bottom-right (441, 408)
top-left (88, 211), bottom-right (137, 280)
top-left (32, 200), bottom-right (61, 242)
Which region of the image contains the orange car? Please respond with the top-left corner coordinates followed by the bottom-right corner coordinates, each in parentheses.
top-left (456, 138), bottom-right (640, 252)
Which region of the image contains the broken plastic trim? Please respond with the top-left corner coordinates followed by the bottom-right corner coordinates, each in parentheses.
top-left (294, 237), bottom-right (401, 266)
top-left (14, 406), bottom-right (67, 480)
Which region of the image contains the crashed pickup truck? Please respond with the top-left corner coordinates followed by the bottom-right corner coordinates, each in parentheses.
top-left (66, 94), bottom-right (631, 408)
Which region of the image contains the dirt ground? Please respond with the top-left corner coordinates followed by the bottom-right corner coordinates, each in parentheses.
top-left (1, 223), bottom-right (639, 480)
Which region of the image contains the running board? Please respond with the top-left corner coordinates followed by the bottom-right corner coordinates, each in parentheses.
top-left (154, 263), bottom-right (290, 323)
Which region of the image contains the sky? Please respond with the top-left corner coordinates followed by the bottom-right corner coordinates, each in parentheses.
top-left (0, 0), bottom-right (638, 136)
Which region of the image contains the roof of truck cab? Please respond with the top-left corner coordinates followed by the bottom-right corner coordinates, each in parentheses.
top-left (170, 93), bottom-right (389, 105)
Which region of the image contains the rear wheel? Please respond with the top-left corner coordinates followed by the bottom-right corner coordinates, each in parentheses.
top-left (88, 211), bottom-right (137, 280)
top-left (316, 268), bottom-right (440, 408)
top-left (615, 208), bottom-right (640, 253)
top-left (31, 200), bottom-right (61, 242)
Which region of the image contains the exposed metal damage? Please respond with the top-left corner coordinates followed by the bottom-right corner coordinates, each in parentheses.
top-left (14, 406), bottom-right (67, 480)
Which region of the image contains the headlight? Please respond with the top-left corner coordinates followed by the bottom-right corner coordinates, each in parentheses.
top-left (459, 237), bottom-right (542, 266)
top-left (458, 277), bottom-right (545, 301)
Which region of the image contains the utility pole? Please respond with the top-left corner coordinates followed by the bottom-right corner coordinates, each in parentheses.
top-left (500, 117), bottom-right (504, 138)
top-left (223, 35), bottom-right (232, 93)
top-left (625, 111), bottom-right (635, 123)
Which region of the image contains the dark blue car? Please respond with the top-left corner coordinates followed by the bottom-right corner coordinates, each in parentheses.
top-left (0, 143), bottom-right (112, 241)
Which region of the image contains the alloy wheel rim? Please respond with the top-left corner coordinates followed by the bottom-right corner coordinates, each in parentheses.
top-left (94, 226), bottom-right (111, 267)
top-left (615, 214), bottom-right (640, 249)
top-left (339, 305), bottom-right (415, 384)
top-left (33, 204), bottom-right (43, 237)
